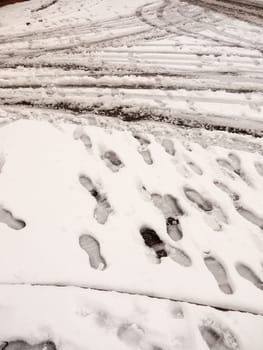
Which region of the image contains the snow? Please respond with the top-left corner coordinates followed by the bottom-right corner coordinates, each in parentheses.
top-left (0, 0), bottom-right (150, 34)
top-left (1, 284), bottom-right (263, 350)
top-left (0, 0), bottom-right (262, 133)
top-left (0, 119), bottom-right (262, 316)
top-left (0, 0), bottom-right (263, 348)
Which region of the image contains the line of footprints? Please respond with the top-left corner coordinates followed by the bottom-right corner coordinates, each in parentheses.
top-left (0, 308), bottom-right (240, 350)
top-left (0, 130), bottom-right (261, 296)
top-left (76, 128), bottom-right (263, 294)
top-left (0, 128), bottom-right (258, 350)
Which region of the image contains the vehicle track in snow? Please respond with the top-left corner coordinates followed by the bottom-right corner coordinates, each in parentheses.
top-left (0, 0), bottom-right (262, 135)
top-left (184, 0), bottom-right (263, 25)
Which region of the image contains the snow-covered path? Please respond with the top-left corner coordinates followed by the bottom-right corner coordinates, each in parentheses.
top-left (1, 119), bottom-right (263, 314)
top-left (0, 117), bottom-right (262, 349)
top-left (0, 0), bottom-right (263, 349)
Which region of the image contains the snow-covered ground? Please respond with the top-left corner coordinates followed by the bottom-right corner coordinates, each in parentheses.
top-left (2, 284), bottom-right (263, 350)
top-left (0, 0), bottom-right (263, 134)
top-left (0, 0), bottom-right (263, 349)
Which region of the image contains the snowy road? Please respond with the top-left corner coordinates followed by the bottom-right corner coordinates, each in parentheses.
top-left (0, 0), bottom-right (263, 349)
top-left (0, 0), bottom-right (263, 134)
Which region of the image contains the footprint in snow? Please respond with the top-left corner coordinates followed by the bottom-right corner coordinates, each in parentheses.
top-left (255, 161), bottom-right (263, 176)
top-left (213, 181), bottom-right (239, 202)
top-left (102, 150), bottom-right (124, 172)
top-left (186, 160), bottom-right (203, 176)
top-left (171, 304), bottom-right (184, 319)
top-left (73, 126), bottom-right (92, 149)
top-left (152, 194), bottom-right (184, 217)
top-left (228, 153), bottom-right (241, 171)
top-left (139, 224), bottom-right (191, 266)
top-left (133, 134), bottom-right (150, 146)
top-left (184, 187), bottom-right (227, 231)
top-left (217, 153), bottom-right (250, 185)
top-left (79, 234), bottom-right (106, 270)
top-left (138, 145), bottom-right (153, 165)
top-left (236, 263), bottom-right (263, 290)
top-left (79, 175), bottom-right (99, 198)
top-left (235, 205), bottom-right (263, 230)
top-left (161, 138), bottom-right (175, 156)
top-left (228, 152), bottom-right (251, 184)
top-left (151, 193), bottom-right (184, 241)
top-left (133, 134), bottom-right (153, 165)
top-left (94, 198), bottom-right (112, 225)
top-left (205, 205), bottom-right (228, 231)
top-left (1, 341), bottom-right (56, 350)
top-left (204, 256), bottom-right (233, 295)
top-left (216, 158), bottom-right (236, 179)
top-left (79, 175), bottom-right (112, 224)
top-left (139, 226), bottom-right (167, 261)
top-left (166, 217), bottom-right (183, 242)
top-left (0, 207), bottom-right (26, 230)
top-left (0, 154), bottom-right (5, 173)
top-left (117, 323), bottom-right (145, 347)
top-left (200, 326), bottom-right (223, 350)
top-left (94, 310), bottom-right (111, 328)
top-left (182, 142), bottom-right (192, 152)
top-left (184, 187), bottom-right (213, 212)
top-left (199, 324), bottom-right (238, 350)
top-left (167, 246), bottom-right (192, 267)
top-left (79, 133), bottom-right (92, 149)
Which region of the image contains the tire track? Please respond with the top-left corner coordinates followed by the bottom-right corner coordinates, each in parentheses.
top-left (185, 0), bottom-right (263, 25)
top-left (154, 0), bottom-right (263, 52)
top-left (1, 101), bottom-right (263, 138)
top-left (0, 0), bottom-right (262, 137)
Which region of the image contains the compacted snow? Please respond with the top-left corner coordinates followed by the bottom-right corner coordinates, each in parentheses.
top-left (0, 0), bottom-right (263, 349)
